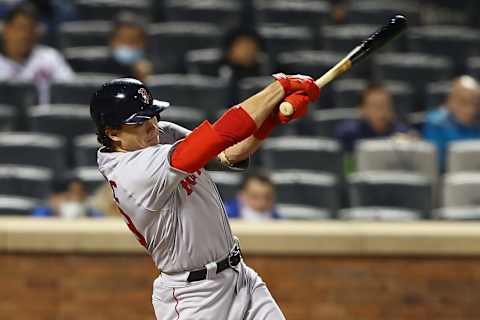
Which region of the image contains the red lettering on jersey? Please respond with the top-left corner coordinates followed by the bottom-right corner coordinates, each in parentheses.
top-left (108, 180), bottom-right (147, 248)
top-left (180, 171), bottom-right (201, 195)
top-left (109, 180), bottom-right (119, 203)
top-left (117, 206), bottom-right (148, 248)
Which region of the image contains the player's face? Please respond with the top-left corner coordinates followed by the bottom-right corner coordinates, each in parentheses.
top-left (108, 117), bottom-right (160, 152)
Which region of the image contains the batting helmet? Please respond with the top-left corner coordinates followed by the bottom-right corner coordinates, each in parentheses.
top-left (90, 78), bottom-right (169, 129)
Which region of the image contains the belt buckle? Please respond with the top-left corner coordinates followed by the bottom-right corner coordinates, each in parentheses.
top-left (228, 244), bottom-right (241, 268)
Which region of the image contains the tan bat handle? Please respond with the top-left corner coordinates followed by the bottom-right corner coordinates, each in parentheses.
top-left (279, 56), bottom-right (353, 116)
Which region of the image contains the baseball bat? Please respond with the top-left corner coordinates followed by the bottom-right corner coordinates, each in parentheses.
top-left (280, 14), bottom-right (408, 116)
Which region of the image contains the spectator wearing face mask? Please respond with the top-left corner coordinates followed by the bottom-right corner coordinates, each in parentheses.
top-left (0, 3), bottom-right (74, 103)
top-left (335, 84), bottom-right (410, 152)
top-left (32, 177), bottom-right (103, 218)
top-left (100, 11), bottom-right (152, 82)
top-left (225, 171), bottom-right (280, 221)
top-left (423, 75), bottom-right (480, 171)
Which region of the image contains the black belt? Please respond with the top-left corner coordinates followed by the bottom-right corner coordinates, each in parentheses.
top-left (187, 245), bottom-right (241, 282)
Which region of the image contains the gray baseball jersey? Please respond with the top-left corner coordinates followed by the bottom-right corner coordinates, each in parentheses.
top-left (97, 121), bottom-right (235, 273)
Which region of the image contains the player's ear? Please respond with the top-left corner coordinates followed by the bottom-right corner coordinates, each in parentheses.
top-left (105, 127), bottom-right (122, 143)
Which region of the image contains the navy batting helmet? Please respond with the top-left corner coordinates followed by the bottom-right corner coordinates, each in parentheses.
top-left (90, 78), bottom-right (169, 129)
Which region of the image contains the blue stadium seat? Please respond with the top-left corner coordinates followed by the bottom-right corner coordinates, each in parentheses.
top-left (50, 75), bottom-right (113, 105)
top-left (64, 46), bottom-right (114, 75)
top-left (73, 166), bottom-right (105, 195)
top-left (258, 24), bottom-right (315, 59)
top-left (346, 1), bottom-right (420, 26)
top-left (160, 106), bottom-right (206, 131)
top-left (311, 108), bottom-right (359, 138)
top-left (208, 171), bottom-right (242, 201)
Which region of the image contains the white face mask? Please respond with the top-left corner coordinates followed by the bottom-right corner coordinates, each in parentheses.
top-left (59, 201), bottom-right (87, 219)
top-left (241, 205), bottom-right (272, 221)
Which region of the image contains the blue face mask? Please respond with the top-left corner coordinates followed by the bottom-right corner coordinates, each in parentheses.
top-left (113, 46), bottom-right (144, 65)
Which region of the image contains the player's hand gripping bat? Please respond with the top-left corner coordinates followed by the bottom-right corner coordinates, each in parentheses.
top-left (279, 15), bottom-right (408, 117)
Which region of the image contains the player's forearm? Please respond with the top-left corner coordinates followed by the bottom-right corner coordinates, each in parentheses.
top-left (221, 136), bottom-right (262, 164)
top-left (239, 81), bottom-right (284, 127)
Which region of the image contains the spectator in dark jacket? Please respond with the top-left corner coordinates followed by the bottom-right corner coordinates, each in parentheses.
top-left (335, 84), bottom-right (409, 152)
top-left (225, 171), bottom-right (280, 221)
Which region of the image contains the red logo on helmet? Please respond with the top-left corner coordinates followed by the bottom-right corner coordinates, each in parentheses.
top-left (138, 88), bottom-right (151, 104)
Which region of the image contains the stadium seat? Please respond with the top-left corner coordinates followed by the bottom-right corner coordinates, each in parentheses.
top-left (50, 75), bottom-right (112, 105)
top-left (321, 24), bottom-right (401, 53)
top-left (447, 141), bottom-right (480, 172)
top-left (466, 57), bottom-right (480, 80)
top-left (0, 195), bottom-right (37, 216)
top-left (254, 0), bottom-right (330, 28)
top-left (407, 26), bottom-right (480, 71)
top-left (148, 22), bottom-right (222, 73)
top-left (64, 46), bottom-right (114, 75)
top-left (355, 139), bottom-right (438, 180)
top-left (346, 1), bottom-right (420, 26)
top-left (185, 48), bottom-right (223, 76)
top-left (311, 108), bottom-right (359, 138)
top-left (443, 172), bottom-right (480, 207)
top-left (73, 166), bottom-right (105, 195)
top-left (258, 24), bottom-right (315, 59)
top-left (0, 132), bottom-right (67, 175)
top-left (163, 0), bottom-right (243, 28)
top-left (425, 81), bottom-right (450, 109)
top-left (207, 171), bottom-right (242, 201)
top-left (0, 104), bottom-right (15, 131)
top-left (0, 81), bottom-right (38, 129)
top-left (373, 53), bottom-right (453, 107)
top-left (276, 204), bottom-right (331, 220)
top-left (261, 136), bottom-right (343, 175)
top-left (147, 74), bottom-right (228, 118)
top-left (272, 170), bottom-right (338, 214)
top-left (73, 134), bottom-right (100, 168)
top-left (28, 104), bottom-right (96, 142)
top-left (339, 207), bottom-right (421, 221)
top-left (160, 106), bottom-right (205, 131)
top-left (59, 21), bottom-right (112, 49)
top-left (348, 171), bottom-right (433, 218)
top-left (434, 207), bottom-right (480, 221)
top-left (0, 165), bottom-right (53, 199)
top-left (75, 0), bottom-right (151, 21)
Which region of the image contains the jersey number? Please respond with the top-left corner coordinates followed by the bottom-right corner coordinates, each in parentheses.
top-left (109, 180), bottom-right (147, 248)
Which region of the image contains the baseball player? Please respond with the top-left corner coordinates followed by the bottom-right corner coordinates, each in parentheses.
top-left (90, 75), bottom-right (319, 319)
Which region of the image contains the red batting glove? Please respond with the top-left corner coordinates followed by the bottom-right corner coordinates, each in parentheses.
top-left (273, 73), bottom-right (320, 101)
top-left (277, 92), bottom-right (310, 124)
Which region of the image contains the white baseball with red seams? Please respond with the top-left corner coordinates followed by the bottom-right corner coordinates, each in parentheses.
top-left (97, 121), bottom-right (285, 319)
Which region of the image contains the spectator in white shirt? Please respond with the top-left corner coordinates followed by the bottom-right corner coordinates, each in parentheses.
top-left (0, 3), bottom-right (74, 103)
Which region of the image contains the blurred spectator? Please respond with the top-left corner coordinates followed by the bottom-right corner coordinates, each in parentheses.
top-left (0, 3), bottom-right (74, 103)
top-left (225, 171), bottom-right (280, 221)
top-left (423, 75), bottom-right (480, 171)
top-left (219, 27), bottom-right (269, 105)
top-left (99, 11), bottom-right (152, 82)
top-left (32, 177), bottom-right (103, 218)
top-left (335, 84), bottom-right (409, 152)
top-left (88, 183), bottom-right (119, 217)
